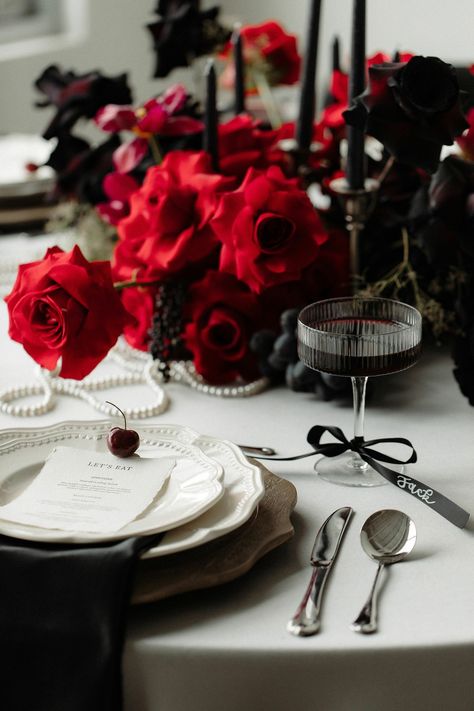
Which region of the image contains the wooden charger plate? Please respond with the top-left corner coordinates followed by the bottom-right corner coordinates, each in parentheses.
top-left (132, 464), bottom-right (297, 605)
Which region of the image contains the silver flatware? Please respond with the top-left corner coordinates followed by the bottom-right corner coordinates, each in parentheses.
top-left (238, 445), bottom-right (276, 456)
top-left (287, 506), bottom-right (353, 636)
top-left (351, 509), bottom-right (417, 634)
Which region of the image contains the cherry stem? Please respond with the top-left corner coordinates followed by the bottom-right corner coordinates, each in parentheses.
top-left (106, 401), bottom-right (127, 429)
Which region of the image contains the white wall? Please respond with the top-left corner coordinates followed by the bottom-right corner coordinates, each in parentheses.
top-left (1, 0), bottom-right (473, 135)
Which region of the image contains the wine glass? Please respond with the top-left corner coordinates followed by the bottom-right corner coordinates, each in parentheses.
top-left (297, 297), bottom-right (422, 487)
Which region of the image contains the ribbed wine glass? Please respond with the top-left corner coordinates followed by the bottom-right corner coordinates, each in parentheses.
top-left (298, 297), bottom-right (422, 487)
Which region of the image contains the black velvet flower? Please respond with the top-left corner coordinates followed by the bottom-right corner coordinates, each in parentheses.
top-left (344, 56), bottom-right (469, 173)
top-left (34, 65), bottom-right (133, 139)
top-left (48, 135), bottom-right (120, 203)
top-left (147, 0), bottom-right (230, 78)
top-left (410, 156), bottom-right (474, 267)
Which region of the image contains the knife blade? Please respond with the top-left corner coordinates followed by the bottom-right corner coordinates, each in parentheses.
top-left (287, 506), bottom-right (353, 636)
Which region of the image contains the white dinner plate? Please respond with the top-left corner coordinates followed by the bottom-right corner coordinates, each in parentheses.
top-left (0, 134), bottom-right (55, 198)
top-left (0, 421), bottom-right (266, 558)
top-left (0, 427), bottom-right (224, 544)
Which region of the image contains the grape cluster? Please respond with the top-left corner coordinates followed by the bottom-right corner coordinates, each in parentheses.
top-left (250, 308), bottom-right (352, 401)
top-left (149, 280), bottom-right (187, 381)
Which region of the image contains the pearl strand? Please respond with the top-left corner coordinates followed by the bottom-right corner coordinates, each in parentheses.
top-left (0, 360), bottom-right (169, 418)
top-left (169, 361), bottom-right (269, 397)
top-left (110, 339), bottom-right (270, 398)
top-left (0, 339), bottom-right (269, 417)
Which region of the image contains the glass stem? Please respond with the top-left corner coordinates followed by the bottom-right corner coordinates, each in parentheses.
top-left (351, 376), bottom-right (368, 470)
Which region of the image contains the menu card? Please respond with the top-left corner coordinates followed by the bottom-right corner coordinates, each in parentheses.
top-left (0, 446), bottom-right (175, 534)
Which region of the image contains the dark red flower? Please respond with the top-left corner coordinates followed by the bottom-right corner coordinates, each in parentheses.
top-left (94, 105), bottom-right (137, 132)
top-left (147, 1), bottom-right (230, 79)
top-left (457, 107), bottom-right (474, 161)
top-left (95, 84), bottom-right (204, 174)
top-left (344, 55), bottom-right (469, 173)
top-left (5, 246), bottom-right (132, 379)
top-left (48, 134), bottom-right (120, 203)
top-left (113, 151), bottom-right (234, 282)
top-left (321, 53), bottom-right (414, 131)
top-left (112, 137), bottom-right (149, 174)
top-left (183, 270), bottom-right (263, 383)
top-left (211, 166), bottom-right (327, 293)
top-left (96, 171), bottom-right (139, 225)
top-left (34, 65), bottom-right (132, 139)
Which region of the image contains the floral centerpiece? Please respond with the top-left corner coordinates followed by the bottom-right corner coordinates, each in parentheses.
top-left (5, 0), bottom-right (474, 414)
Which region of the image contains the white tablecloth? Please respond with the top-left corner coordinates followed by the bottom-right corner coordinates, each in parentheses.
top-left (0, 300), bottom-right (473, 711)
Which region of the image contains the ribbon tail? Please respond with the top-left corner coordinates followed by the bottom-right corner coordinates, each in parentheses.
top-left (359, 454), bottom-right (470, 529)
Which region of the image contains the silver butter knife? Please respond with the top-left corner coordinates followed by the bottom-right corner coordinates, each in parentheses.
top-left (287, 506), bottom-right (353, 636)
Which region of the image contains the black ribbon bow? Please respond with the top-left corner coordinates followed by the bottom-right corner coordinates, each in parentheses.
top-left (306, 425), bottom-right (417, 468)
top-left (253, 425), bottom-right (470, 529)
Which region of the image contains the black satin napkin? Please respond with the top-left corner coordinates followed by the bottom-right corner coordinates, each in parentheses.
top-left (0, 531), bottom-right (163, 711)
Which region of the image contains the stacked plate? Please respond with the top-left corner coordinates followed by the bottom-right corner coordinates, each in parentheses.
top-left (0, 421), bottom-right (266, 560)
top-left (0, 134), bottom-right (56, 228)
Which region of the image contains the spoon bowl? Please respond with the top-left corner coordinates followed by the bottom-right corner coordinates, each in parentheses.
top-left (351, 509), bottom-right (417, 634)
top-left (361, 509), bottom-right (417, 564)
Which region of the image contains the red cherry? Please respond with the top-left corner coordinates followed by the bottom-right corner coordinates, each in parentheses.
top-left (105, 401), bottom-right (140, 457)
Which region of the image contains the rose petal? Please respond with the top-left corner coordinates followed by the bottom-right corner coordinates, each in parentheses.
top-left (113, 137), bottom-right (149, 173)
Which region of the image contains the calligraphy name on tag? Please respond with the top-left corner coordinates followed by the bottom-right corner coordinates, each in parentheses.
top-left (0, 446), bottom-right (175, 534)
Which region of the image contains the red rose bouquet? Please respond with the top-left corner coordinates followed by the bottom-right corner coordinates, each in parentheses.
top-left (13, 4), bottom-right (474, 408)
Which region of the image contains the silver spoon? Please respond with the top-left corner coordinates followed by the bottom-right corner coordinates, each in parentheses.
top-left (351, 509), bottom-right (417, 634)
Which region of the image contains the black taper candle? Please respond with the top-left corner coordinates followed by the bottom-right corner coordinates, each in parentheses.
top-left (296, 0), bottom-right (322, 154)
top-left (203, 59), bottom-right (219, 172)
top-left (332, 35), bottom-right (340, 72)
top-left (232, 27), bottom-right (245, 115)
top-left (346, 0), bottom-right (366, 189)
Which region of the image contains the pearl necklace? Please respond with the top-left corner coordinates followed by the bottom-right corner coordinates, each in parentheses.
top-left (0, 339), bottom-right (269, 418)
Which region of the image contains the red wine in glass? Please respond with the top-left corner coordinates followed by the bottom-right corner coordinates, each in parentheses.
top-left (298, 299), bottom-right (422, 487)
top-left (300, 317), bottom-right (422, 377)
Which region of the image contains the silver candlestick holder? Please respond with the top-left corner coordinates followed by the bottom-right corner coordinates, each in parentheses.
top-left (277, 138), bottom-right (324, 183)
top-left (329, 177), bottom-right (380, 292)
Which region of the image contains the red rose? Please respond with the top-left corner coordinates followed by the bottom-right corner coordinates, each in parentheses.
top-left (221, 21), bottom-right (300, 88)
top-left (218, 115), bottom-right (279, 180)
top-left (211, 166), bottom-right (327, 294)
top-left (120, 286), bottom-right (157, 352)
top-left (113, 151), bottom-right (234, 282)
top-left (5, 246), bottom-right (131, 379)
top-left (184, 270), bottom-right (263, 384)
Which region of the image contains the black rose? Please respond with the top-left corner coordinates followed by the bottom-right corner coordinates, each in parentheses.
top-left (35, 65), bottom-right (133, 139)
top-left (410, 156), bottom-right (474, 266)
top-left (48, 135), bottom-right (120, 203)
top-left (147, 1), bottom-right (230, 78)
top-left (344, 56), bottom-right (469, 173)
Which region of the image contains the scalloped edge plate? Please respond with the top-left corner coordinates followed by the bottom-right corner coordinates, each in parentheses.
top-left (0, 421), bottom-right (265, 558)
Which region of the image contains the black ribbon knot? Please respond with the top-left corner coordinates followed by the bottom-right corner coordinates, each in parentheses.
top-left (253, 424), bottom-right (469, 529)
top-left (306, 425), bottom-right (417, 469)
